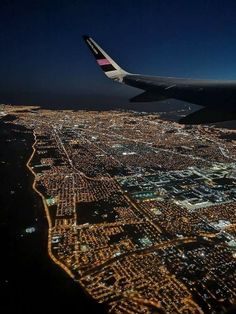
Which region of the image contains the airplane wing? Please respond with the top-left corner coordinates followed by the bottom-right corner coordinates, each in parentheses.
top-left (83, 35), bottom-right (236, 124)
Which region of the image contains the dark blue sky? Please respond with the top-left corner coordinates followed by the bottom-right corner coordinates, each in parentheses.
top-left (1, 0), bottom-right (236, 107)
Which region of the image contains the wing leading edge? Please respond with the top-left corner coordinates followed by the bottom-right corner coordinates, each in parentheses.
top-left (83, 35), bottom-right (236, 123)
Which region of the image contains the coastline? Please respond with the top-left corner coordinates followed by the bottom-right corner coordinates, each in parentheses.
top-left (25, 128), bottom-right (107, 313)
top-left (26, 130), bottom-right (75, 279)
top-left (0, 119), bottom-right (106, 313)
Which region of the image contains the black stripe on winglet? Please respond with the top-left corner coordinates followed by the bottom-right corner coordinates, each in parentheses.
top-left (101, 64), bottom-right (116, 72)
top-left (83, 35), bottom-right (104, 59)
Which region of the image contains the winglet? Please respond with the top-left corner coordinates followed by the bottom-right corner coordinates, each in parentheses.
top-left (83, 35), bottom-right (129, 82)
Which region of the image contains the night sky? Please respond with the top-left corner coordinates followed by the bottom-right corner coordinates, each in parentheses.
top-left (1, 0), bottom-right (236, 107)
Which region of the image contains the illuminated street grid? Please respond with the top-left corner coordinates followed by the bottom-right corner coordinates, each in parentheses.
top-left (3, 105), bottom-right (236, 314)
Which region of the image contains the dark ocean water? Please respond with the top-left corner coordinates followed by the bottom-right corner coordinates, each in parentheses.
top-left (0, 118), bottom-right (106, 314)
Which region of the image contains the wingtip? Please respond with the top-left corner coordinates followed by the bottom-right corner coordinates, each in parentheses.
top-left (82, 35), bottom-right (90, 40)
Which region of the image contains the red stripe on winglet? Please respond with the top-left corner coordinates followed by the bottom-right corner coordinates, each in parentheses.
top-left (97, 59), bottom-right (110, 65)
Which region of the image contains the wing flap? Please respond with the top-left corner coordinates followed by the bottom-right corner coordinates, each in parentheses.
top-left (179, 108), bottom-right (236, 124)
top-left (130, 91), bottom-right (168, 102)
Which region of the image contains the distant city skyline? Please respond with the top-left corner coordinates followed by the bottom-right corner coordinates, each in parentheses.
top-left (1, 0), bottom-right (236, 106)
